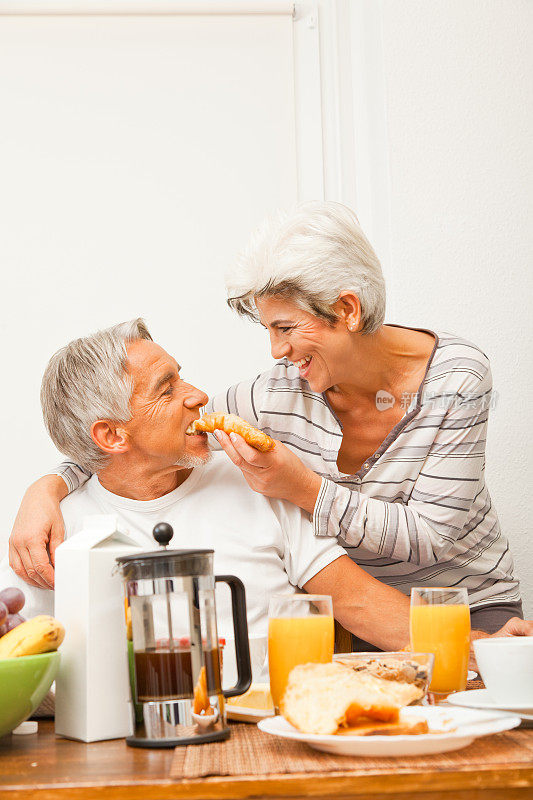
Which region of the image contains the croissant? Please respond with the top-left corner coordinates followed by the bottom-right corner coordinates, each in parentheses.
top-left (186, 413), bottom-right (275, 452)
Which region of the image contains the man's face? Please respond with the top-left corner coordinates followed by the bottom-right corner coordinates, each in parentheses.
top-left (122, 339), bottom-right (210, 468)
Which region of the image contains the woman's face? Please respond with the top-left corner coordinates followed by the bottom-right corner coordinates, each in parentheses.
top-left (255, 295), bottom-right (350, 393)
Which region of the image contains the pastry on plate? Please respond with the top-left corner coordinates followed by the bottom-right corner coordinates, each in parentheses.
top-left (337, 717), bottom-right (429, 736)
top-left (281, 662), bottom-right (424, 736)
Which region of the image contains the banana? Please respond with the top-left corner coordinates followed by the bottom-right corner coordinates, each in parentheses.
top-left (0, 615), bottom-right (65, 659)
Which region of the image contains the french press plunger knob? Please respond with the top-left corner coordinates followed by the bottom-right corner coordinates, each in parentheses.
top-left (153, 522), bottom-right (174, 549)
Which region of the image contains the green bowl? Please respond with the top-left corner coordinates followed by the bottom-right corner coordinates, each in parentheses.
top-left (0, 652), bottom-right (60, 737)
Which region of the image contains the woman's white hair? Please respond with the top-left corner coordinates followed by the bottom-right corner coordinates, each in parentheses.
top-left (226, 201), bottom-right (386, 334)
top-left (41, 318), bottom-right (152, 473)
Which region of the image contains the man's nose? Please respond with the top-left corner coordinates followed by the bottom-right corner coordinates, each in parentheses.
top-left (184, 385), bottom-right (209, 408)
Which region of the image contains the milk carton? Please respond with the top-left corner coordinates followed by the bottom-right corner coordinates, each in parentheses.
top-left (54, 515), bottom-right (143, 742)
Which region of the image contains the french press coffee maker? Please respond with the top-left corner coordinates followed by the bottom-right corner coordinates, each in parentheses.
top-left (116, 523), bottom-right (252, 748)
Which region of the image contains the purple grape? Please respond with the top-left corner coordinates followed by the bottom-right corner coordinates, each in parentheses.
top-left (0, 601), bottom-right (7, 626)
top-left (5, 613), bottom-right (25, 633)
top-left (0, 622), bottom-right (7, 637)
top-left (0, 587), bottom-right (25, 614)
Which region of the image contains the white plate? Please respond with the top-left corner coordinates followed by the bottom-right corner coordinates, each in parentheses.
top-left (258, 706), bottom-right (520, 756)
top-left (226, 704), bottom-right (275, 723)
top-left (447, 689), bottom-right (533, 720)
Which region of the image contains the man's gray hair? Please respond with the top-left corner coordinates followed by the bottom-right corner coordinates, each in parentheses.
top-left (226, 201), bottom-right (386, 334)
top-left (41, 318), bottom-right (152, 473)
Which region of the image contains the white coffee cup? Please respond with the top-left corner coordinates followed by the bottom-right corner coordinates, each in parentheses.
top-left (473, 636), bottom-right (533, 706)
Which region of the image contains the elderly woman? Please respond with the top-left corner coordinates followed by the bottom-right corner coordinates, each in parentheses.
top-left (8, 203), bottom-right (526, 635)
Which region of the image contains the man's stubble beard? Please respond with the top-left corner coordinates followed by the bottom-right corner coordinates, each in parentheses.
top-left (174, 450), bottom-right (213, 469)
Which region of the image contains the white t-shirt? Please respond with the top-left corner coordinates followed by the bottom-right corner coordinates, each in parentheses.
top-left (0, 454), bottom-right (344, 642)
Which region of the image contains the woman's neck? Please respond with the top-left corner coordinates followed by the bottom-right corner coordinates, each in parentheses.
top-left (326, 325), bottom-right (435, 409)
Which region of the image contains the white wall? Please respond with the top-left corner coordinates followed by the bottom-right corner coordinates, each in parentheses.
top-left (348, 0), bottom-right (533, 614)
top-left (0, 7), bottom-right (300, 553)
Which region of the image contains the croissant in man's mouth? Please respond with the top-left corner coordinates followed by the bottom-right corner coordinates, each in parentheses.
top-left (186, 413), bottom-right (275, 452)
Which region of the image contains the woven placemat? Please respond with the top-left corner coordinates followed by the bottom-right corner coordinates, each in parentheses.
top-left (170, 724), bottom-right (533, 780)
top-left (171, 679), bottom-right (488, 779)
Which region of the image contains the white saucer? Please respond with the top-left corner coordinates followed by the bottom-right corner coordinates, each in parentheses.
top-left (258, 707), bottom-right (520, 757)
top-left (448, 689), bottom-right (533, 720)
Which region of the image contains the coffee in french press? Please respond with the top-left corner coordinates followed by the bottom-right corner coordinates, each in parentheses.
top-left (115, 522), bottom-right (251, 747)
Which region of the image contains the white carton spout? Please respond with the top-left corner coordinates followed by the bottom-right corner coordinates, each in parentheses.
top-left (54, 515), bottom-right (144, 742)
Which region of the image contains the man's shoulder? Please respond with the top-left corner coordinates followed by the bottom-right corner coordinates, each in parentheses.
top-left (200, 457), bottom-right (317, 544)
top-left (195, 455), bottom-right (291, 525)
top-left (59, 475), bottom-right (100, 537)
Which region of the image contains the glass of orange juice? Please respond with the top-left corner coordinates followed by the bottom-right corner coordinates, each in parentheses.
top-left (268, 594), bottom-right (334, 713)
top-left (410, 587), bottom-right (470, 696)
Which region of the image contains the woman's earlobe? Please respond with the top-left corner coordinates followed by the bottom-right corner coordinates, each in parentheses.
top-left (345, 313), bottom-right (359, 332)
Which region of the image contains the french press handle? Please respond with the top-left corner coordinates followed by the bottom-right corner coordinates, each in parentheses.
top-left (215, 575), bottom-right (252, 698)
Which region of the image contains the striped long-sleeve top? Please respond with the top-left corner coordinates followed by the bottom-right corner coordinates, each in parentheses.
top-left (53, 330), bottom-right (520, 609)
top-left (205, 330), bottom-right (520, 609)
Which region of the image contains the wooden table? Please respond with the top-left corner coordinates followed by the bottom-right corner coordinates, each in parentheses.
top-left (1, 720), bottom-right (533, 800)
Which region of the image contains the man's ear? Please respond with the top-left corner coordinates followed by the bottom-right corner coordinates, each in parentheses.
top-left (90, 420), bottom-right (129, 456)
top-left (332, 292), bottom-right (362, 330)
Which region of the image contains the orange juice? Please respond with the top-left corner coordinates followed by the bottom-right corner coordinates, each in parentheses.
top-left (268, 616), bottom-right (334, 708)
top-left (410, 604), bottom-right (470, 693)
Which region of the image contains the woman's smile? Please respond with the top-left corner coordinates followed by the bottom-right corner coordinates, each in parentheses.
top-left (293, 355), bottom-right (312, 376)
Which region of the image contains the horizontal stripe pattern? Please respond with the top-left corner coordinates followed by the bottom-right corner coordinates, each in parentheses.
top-left (206, 330), bottom-right (520, 609)
top-left (53, 462), bottom-right (91, 493)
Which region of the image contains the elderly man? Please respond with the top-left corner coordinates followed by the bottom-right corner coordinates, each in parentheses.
top-left (0, 319), bottom-right (413, 658)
